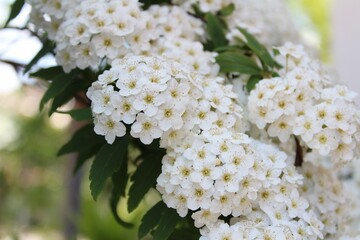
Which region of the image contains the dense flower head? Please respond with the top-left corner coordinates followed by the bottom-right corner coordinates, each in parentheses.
top-left (247, 43), bottom-right (360, 166)
top-left (87, 55), bottom-right (242, 145)
top-left (25, 0), bottom-right (360, 239)
top-left (27, 0), bottom-right (205, 72)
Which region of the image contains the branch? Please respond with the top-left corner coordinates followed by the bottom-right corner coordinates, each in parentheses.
top-left (0, 59), bottom-right (25, 72)
top-left (294, 137), bottom-right (303, 167)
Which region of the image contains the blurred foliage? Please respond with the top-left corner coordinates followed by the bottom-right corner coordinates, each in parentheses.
top-left (0, 112), bottom-right (67, 236)
top-left (288, 0), bottom-right (331, 61)
top-left (0, 93), bottom-right (145, 239)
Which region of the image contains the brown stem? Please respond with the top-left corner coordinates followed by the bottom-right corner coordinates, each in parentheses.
top-left (294, 137), bottom-right (303, 167)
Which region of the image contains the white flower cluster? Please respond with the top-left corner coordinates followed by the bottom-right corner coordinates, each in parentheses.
top-left (300, 161), bottom-right (351, 238)
top-left (173, 0), bottom-right (298, 46)
top-left (159, 138), bottom-right (327, 240)
top-left (27, 0), bottom-right (204, 72)
top-left (248, 43), bottom-right (360, 166)
top-left (27, 0), bottom-right (360, 239)
top-left (86, 55), bottom-right (241, 145)
top-left (88, 55), bottom-right (342, 239)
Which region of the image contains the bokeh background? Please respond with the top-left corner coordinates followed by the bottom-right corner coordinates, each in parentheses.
top-left (0, 0), bottom-right (359, 239)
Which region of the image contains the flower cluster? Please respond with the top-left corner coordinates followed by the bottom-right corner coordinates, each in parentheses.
top-left (87, 55), bottom-right (241, 145)
top-left (88, 55), bottom-right (332, 239)
top-left (27, 0), bottom-right (204, 72)
top-left (300, 161), bottom-right (351, 238)
top-left (26, 0), bottom-right (360, 239)
top-left (159, 137), bottom-right (327, 240)
top-left (248, 43), bottom-right (360, 166)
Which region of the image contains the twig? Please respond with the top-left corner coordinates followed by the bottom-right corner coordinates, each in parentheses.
top-left (0, 59), bottom-right (25, 72)
top-left (294, 137), bottom-right (303, 167)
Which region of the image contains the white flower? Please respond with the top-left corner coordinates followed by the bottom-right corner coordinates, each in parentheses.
top-left (191, 209), bottom-right (220, 228)
top-left (293, 114), bottom-right (322, 142)
top-left (94, 114), bottom-right (126, 144)
top-left (187, 185), bottom-right (214, 210)
top-left (267, 115), bottom-right (294, 143)
top-left (276, 42), bottom-right (305, 59)
top-left (98, 69), bottom-right (119, 85)
top-left (309, 129), bottom-right (339, 155)
top-left (286, 189), bottom-right (309, 218)
top-left (155, 103), bottom-right (185, 131)
top-left (116, 71), bottom-right (147, 96)
top-left (133, 88), bottom-right (165, 117)
top-left (92, 32), bottom-right (122, 58)
top-left (130, 113), bottom-right (162, 144)
top-left (90, 85), bottom-right (116, 115)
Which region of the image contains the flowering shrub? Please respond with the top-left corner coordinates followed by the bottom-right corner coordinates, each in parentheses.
top-left (5, 0), bottom-right (360, 239)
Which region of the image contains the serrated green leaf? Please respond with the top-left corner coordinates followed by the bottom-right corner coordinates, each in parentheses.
top-left (39, 71), bottom-right (77, 111)
top-left (73, 142), bottom-right (103, 174)
top-left (216, 52), bottom-right (262, 75)
top-left (138, 201), bottom-right (166, 239)
top-left (127, 151), bottom-right (164, 212)
top-left (89, 136), bottom-right (129, 200)
top-left (57, 108), bottom-right (92, 121)
top-left (30, 66), bottom-right (64, 81)
top-left (58, 124), bottom-right (105, 156)
top-left (4, 0), bottom-right (25, 27)
top-left (238, 27), bottom-right (279, 69)
top-left (246, 75), bottom-right (262, 92)
top-left (153, 208), bottom-right (181, 240)
top-left (109, 158), bottom-right (133, 228)
top-left (24, 40), bottom-right (55, 73)
top-left (219, 3), bottom-right (235, 16)
top-left (205, 13), bottom-right (228, 49)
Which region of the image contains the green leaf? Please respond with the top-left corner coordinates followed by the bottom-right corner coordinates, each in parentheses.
top-left (89, 136), bottom-right (129, 200)
top-left (73, 142), bottom-right (103, 174)
top-left (191, 4), bottom-right (205, 18)
top-left (246, 75), bottom-right (262, 92)
top-left (238, 27), bottom-right (278, 69)
top-left (273, 48), bottom-right (280, 56)
top-left (57, 124), bottom-right (105, 156)
top-left (57, 108), bottom-right (92, 121)
top-left (24, 40), bottom-right (55, 73)
top-left (153, 208), bottom-right (181, 240)
top-left (39, 71), bottom-right (77, 111)
top-left (216, 52), bottom-right (262, 75)
top-left (30, 66), bottom-right (64, 81)
top-left (214, 45), bottom-right (243, 53)
top-left (205, 13), bottom-right (228, 49)
top-left (219, 3), bottom-right (235, 16)
top-left (48, 79), bottom-right (87, 116)
top-left (138, 201), bottom-right (166, 239)
top-left (139, 0), bottom-right (171, 9)
top-left (109, 158), bottom-right (133, 228)
top-left (127, 151), bottom-right (164, 212)
top-left (169, 229), bottom-right (201, 240)
top-left (4, 0), bottom-right (25, 27)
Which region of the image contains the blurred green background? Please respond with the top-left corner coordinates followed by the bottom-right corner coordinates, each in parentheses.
top-left (0, 0), bottom-right (331, 239)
